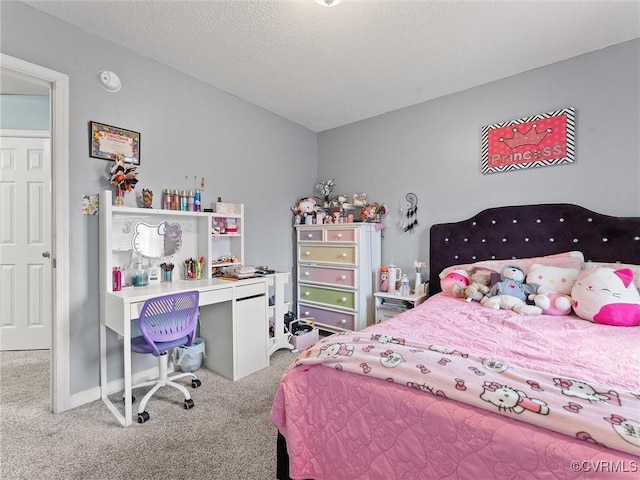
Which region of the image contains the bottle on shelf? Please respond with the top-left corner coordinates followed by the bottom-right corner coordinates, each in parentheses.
top-left (194, 189), bottom-right (202, 212)
top-left (187, 191), bottom-right (194, 211)
top-left (379, 266), bottom-right (389, 292)
top-left (112, 267), bottom-right (121, 291)
top-left (179, 191), bottom-right (187, 211)
top-left (400, 274), bottom-right (410, 297)
top-left (163, 189), bottom-right (172, 210)
top-left (132, 258), bottom-right (148, 287)
top-left (171, 190), bottom-right (179, 210)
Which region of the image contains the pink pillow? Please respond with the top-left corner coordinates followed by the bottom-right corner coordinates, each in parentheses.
top-left (440, 251), bottom-right (584, 280)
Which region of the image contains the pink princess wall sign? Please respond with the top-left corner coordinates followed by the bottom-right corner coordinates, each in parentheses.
top-left (481, 107), bottom-right (575, 174)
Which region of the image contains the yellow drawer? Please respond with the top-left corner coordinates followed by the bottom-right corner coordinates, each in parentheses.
top-left (298, 245), bottom-right (356, 265)
top-left (298, 285), bottom-right (355, 310)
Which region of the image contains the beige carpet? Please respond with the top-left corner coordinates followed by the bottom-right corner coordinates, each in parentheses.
top-left (0, 348), bottom-right (295, 480)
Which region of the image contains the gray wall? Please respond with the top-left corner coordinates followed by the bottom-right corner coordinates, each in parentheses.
top-left (1, 1), bottom-right (317, 394)
top-left (318, 39), bottom-right (640, 282)
top-left (3, 0), bottom-right (639, 398)
top-left (0, 94), bottom-right (50, 130)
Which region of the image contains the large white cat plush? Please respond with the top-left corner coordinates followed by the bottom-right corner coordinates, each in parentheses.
top-left (571, 267), bottom-right (640, 327)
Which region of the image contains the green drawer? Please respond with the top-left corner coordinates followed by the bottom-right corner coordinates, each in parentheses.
top-left (298, 285), bottom-right (355, 310)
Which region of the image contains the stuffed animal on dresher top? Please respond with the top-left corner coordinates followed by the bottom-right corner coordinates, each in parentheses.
top-left (571, 267), bottom-right (640, 327)
top-left (481, 265), bottom-right (542, 315)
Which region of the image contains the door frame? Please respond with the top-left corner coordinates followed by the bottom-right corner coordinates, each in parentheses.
top-left (1, 53), bottom-right (70, 413)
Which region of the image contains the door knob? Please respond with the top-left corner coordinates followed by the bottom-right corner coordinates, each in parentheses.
top-left (42, 251), bottom-right (51, 258)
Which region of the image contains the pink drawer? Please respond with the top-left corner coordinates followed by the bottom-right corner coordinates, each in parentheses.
top-left (298, 303), bottom-right (356, 331)
top-left (326, 228), bottom-right (356, 243)
top-left (297, 229), bottom-right (323, 242)
top-left (298, 265), bottom-right (356, 288)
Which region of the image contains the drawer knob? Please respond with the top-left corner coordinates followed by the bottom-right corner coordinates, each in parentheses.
top-left (340, 275), bottom-right (346, 280)
top-left (341, 253), bottom-right (347, 258)
top-left (305, 251), bottom-right (310, 256)
top-left (340, 319), bottom-right (347, 324)
top-left (303, 311), bottom-right (310, 316)
top-left (307, 233), bottom-right (313, 238)
top-left (341, 297), bottom-right (347, 302)
top-left (304, 291), bottom-right (310, 296)
top-left (304, 271), bottom-right (310, 276)
top-left (337, 233), bottom-right (343, 238)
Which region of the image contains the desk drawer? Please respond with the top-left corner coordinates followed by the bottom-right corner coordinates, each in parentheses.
top-left (130, 301), bottom-right (145, 319)
top-left (201, 287), bottom-right (233, 305)
top-left (298, 303), bottom-right (355, 331)
top-left (235, 282), bottom-right (265, 299)
top-left (298, 285), bottom-right (355, 310)
top-left (298, 245), bottom-right (356, 265)
top-left (298, 265), bottom-right (356, 288)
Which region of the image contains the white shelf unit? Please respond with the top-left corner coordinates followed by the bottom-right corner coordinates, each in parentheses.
top-left (210, 205), bottom-right (244, 273)
top-left (266, 272), bottom-right (293, 356)
top-left (99, 190), bottom-right (214, 290)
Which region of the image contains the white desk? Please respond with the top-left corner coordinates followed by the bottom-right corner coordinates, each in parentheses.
top-left (99, 276), bottom-right (268, 427)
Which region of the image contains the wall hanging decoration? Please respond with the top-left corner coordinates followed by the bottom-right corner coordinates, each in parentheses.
top-left (481, 107), bottom-right (575, 174)
top-left (109, 154), bottom-right (139, 205)
top-left (402, 192), bottom-right (418, 233)
top-left (90, 121), bottom-right (141, 165)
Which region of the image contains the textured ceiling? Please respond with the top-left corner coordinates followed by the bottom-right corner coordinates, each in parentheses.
top-left (20, 0), bottom-right (640, 132)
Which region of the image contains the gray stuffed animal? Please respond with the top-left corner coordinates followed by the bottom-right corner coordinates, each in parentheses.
top-left (481, 265), bottom-right (542, 315)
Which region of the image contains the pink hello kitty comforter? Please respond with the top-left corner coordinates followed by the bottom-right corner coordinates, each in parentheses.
top-left (271, 294), bottom-right (639, 479)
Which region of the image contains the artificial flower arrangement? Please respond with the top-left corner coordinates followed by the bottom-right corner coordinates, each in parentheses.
top-left (413, 260), bottom-right (427, 295)
top-left (109, 154), bottom-right (138, 204)
top-left (360, 203), bottom-right (388, 222)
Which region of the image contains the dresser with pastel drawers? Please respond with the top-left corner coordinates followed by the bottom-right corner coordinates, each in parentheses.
top-left (295, 223), bottom-right (382, 332)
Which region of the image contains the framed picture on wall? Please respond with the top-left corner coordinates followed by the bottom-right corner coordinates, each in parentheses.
top-left (89, 121), bottom-right (141, 165)
top-left (481, 107), bottom-right (575, 174)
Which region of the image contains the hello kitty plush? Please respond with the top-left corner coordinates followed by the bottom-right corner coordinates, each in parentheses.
top-left (571, 267), bottom-right (640, 327)
top-left (527, 263), bottom-right (579, 316)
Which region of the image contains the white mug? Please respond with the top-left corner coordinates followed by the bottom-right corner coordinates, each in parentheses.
top-left (387, 265), bottom-right (402, 291)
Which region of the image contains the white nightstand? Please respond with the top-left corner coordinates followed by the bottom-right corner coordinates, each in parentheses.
top-left (374, 288), bottom-right (428, 323)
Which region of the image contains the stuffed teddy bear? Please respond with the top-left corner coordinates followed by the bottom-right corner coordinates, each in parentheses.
top-left (452, 271), bottom-right (491, 302)
top-left (441, 269), bottom-right (469, 294)
top-left (481, 265), bottom-right (542, 315)
top-left (571, 267), bottom-right (640, 327)
top-left (526, 263), bottom-right (579, 316)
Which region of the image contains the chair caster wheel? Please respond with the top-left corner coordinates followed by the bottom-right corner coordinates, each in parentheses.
top-left (137, 411), bottom-right (150, 423)
top-left (184, 399), bottom-right (194, 410)
top-left (191, 379), bottom-right (201, 388)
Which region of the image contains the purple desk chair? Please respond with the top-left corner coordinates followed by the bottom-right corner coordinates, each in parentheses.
top-left (131, 291), bottom-right (201, 423)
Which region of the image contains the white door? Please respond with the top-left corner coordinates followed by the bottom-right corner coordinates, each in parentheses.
top-left (0, 131), bottom-right (52, 350)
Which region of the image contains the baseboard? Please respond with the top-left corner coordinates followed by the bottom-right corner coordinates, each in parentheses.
top-left (67, 365), bottom-right (164, 410)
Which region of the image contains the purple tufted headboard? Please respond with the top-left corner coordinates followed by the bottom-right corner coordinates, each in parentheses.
top-left (428, 204), bottom-right (640, 297)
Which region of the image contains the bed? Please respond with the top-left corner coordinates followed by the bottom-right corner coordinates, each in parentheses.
top-left (271, 203), bottom-right (640, 479)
